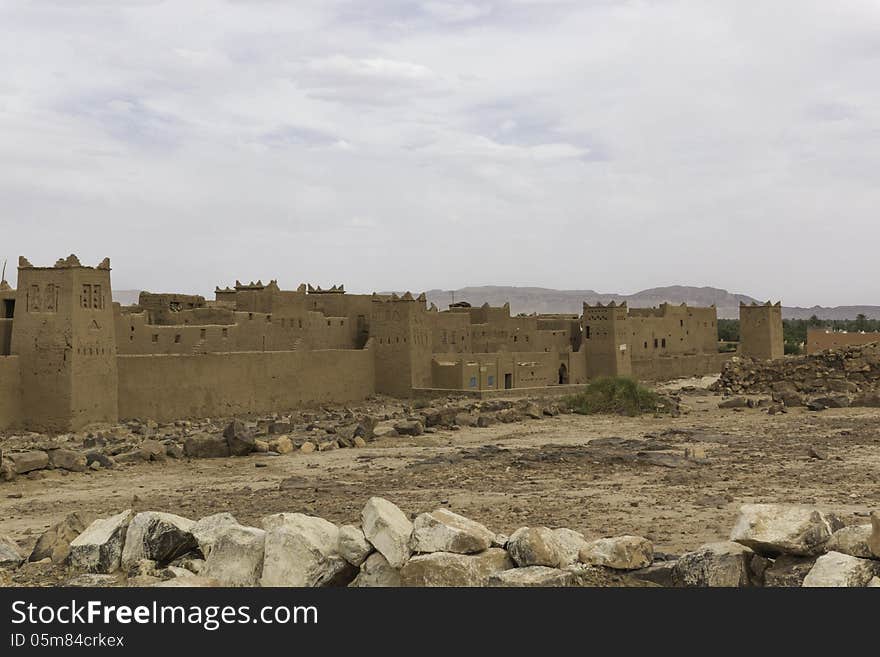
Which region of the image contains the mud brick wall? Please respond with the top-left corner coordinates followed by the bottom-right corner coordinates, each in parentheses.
top-left (117, 349), bottom-right (375, 421)
top-left (0, 356), bottom-right (22, 430)
top-left (631, 352), bottom-right (734, 381)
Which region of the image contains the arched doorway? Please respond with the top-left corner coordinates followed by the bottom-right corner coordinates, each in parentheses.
top-left (558, 363), bottom-right (569, 385)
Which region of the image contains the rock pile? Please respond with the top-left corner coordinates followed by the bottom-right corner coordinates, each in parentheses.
top-left (714, 343), bottom-right (880, 409)
top-left (0, 397), bottom-right (567, 484)
top-left (3, 500), bottom-right (878, 587)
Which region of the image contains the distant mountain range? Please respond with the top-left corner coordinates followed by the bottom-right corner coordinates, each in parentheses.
top-left (113, 286), bottom-right (880, 320)
top-left (421, 286), bottom-right (880, 320)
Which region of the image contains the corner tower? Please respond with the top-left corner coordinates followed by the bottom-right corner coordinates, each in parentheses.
top-left (739, 301), bottom-right (783, 361)
top-left (11, 255), bottom-right (118, 431)
top-left (582, 301), bottom-right (632, 378)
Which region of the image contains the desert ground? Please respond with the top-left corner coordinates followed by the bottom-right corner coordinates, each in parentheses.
top-left (2, 379), bottom-right (879, 585)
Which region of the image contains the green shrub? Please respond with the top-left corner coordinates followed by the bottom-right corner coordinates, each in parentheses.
top-left (563, 377), bottom-right (671, 416)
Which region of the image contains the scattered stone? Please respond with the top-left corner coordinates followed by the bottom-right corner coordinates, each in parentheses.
top-left (552, 528), bottom-right (589, 567)
top-left (350, 552), bottom-right (400, 587)
top-left (0, 535), bottom-right (24, 568)
top-left (579, 536), bottom-right (653, 570)
top-left (394, 420), bottom-right (424, 436)
top-left (825, 524), bottom-right (873, 558)
top-left (120, 512), bottom-right (197, 569)
top-left (139, 440), bottom-right (167, 461)
top-left (29, 512), bottom-right (87, 563)
top-left (260, 513), bottom-right (352, 587)
top-left (868, 511), bottom-right (880, 558)
top-left (507, 527), bottom-right (562, 567)
top-left (300, 441), bottom-right (316, 454)
top-left (269, 436), bottom-right (294, 454)
top-left (729, 504), bottom-right (843, 556)
top-left (410, 509), bottom-right (495, 555)
top-left (400, 549), bottom-right (513, 587)
top-left (802, 551), bottom-right (880, 587)
top-left (338, 525), bottom-right (372, 567)
top-left (224, 420), bottom-right (255, 456)
top-left (763, 555), bottom-right (817, 587)
top-left (48, 449), bottom-right (88, 472)
top-left (85, 452), bottom-right (115, 469)
top-left (361, 497), bottom-right (413, 568)
top-left (454, 413), bottom-right (478, 427)
top-left (8, 450), bottom-right (49, 474)
top-left (718, 397), bottom-right (748, 409)
top-left (201, 525), bottom-right (266, 587)
top-left (672, 541), bottom-right (766, 587)
top-left (191, 512), bottom-right (240, 558)
top-left (68, 510), bottom-right (134, 573)
top-left (184, 434), bottom-right (230, 459)
top-left (488, 565), bottom-right (576, 587)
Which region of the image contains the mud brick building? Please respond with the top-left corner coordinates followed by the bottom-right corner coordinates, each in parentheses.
top-left (0, 255), bottom-right (783, 431)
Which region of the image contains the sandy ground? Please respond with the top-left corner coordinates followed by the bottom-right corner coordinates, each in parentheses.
top-left (3, 387), bottom-right (879, 576)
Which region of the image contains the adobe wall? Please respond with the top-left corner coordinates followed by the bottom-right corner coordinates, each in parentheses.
top-left (0, 356), bottom-right (22, 430)
top-left (805, 329), bottom-right (880, 355)
top-left (631, 352), bottom-right (733, 381)
top-left (628, 304), bottom-right (717, 358)
top-left (428, 351), bottom-right (582, 391)
top-left (117, 348), bottom-right (375, 421)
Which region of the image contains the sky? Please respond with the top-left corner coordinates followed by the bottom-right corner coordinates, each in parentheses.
top-left (1, 1), bottom-right (878, 307)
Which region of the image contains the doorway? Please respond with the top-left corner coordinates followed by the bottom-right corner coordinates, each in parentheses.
top-left (558, 363), bottom-right (569, 385)
top-left (504, 373), bottom-right (512, 389)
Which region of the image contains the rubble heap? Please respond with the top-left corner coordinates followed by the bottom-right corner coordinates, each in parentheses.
top-left (2, 500), bottom-right (879, 588)
top-left (0, 397), bottom-right (565, 484)
top-left (714, 343), bottom-right (880, 409)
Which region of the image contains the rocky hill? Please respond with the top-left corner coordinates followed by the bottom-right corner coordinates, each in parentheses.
top-left (423, 286), bottom-right (880, 320)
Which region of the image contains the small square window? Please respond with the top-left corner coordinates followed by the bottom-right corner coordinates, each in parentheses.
top-left (222, 328), bottom-right (228, 338)
top-left (469, 376), bottom-right (477, 388)
top-left (152, 334), bottom-right (159, 343)
top-left (174, 334), bottom-right (181, 343)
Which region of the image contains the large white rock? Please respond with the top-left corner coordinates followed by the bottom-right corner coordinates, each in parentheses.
top-left (338, 525), bottom-right (372, 567)
top-left (69, 510), bottom-right (134, 573)
top-left (350, 552), bottom-right (401, 587)
top-left (552, 528), bottom-right (589, 567)
top-left (260, 513), bottom-right (352, 587)
top-left (488, 565), bottom-right (577, 587)
top-left (672, 541), bottom-right (766, 587)
top-left (0, 534), bottom-right (24, 568)
top-left (399, 548), bottom-right (513, 587)
top-left (201, 525), bottom-right (266, 586)
top-left (825, 524), bottom-right (873, 559)
top-left (729, 504), bottom-right (842, 556)
top-left (869, 511), bottom-right (880, 558)
top-left (410, 509), bottom-right (495, 555)
top-left (29, 513), bottom-right (87, 564)
top-left (361, 497), bottom-right (413, 568)
top-left (802, 551), bottom-right (880, 587)
top-left (507, 527), bottom-right (562, 567)
top-left (191, 513), bottom-right (240, 558)
top-left (121, 512), bottom-right (196, 569)
top-left (579, 536), bottom-right (653, 570)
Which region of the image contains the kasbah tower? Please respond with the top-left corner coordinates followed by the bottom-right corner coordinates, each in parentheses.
top-left (11, 255), bottom-right (118, 432)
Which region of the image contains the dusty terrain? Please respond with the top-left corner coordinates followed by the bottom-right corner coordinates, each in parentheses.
top-left (3, 384), bottom-right (879, 585)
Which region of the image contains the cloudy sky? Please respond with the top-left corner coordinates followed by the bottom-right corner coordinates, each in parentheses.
top-left (1, 1), bottom-right (878, 306)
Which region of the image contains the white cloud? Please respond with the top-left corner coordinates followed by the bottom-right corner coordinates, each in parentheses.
top-left (0, 0), bottom-right (878, 305)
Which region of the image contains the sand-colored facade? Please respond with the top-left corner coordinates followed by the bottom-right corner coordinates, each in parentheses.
top-left (806, 328), bottom-right (880, 355)
top-left (0, 255), bottom-right (783, 431)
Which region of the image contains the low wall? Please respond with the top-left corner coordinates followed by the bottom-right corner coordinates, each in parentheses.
top-left (0, 356), bottom-right (21, 430)
top-left (632, 353), bottom-right (733, 382)
top-left (118, 349), bottom-right (375, 421)
top-left (412, 383), bottom-right (589, 400)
